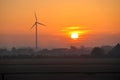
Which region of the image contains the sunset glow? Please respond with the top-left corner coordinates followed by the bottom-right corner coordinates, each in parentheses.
top-left (0, 0), bottom-right (120, 48)
top-left (61, 26), bottom-right (89, 40)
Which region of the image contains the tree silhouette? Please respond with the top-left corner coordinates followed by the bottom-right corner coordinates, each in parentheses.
top-left (108, 43), bottom-right (120, 58)
top-left (91, 47), bottom-right (104, 58)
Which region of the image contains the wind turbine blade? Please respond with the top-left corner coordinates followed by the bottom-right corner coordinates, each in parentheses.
top-left (34, 12), bottom-right (37, 21)
top-left (31, 23), bottom-right (36, 29)
top-left (37, 22), bottom-right (46, 26)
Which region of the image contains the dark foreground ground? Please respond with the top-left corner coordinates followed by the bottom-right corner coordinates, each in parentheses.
top-left (0, 58), bottom-right (120, 80)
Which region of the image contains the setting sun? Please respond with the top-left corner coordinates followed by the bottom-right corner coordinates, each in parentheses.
top-left (61, 26), bottom-right (90, 40)
top-left (71, 32), bottom-right (79, 39)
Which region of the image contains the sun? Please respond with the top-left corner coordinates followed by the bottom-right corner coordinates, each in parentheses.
top-left (71, 32), bottom-right (79, 39)
top-left (61, 26), bottom-right (90, 40)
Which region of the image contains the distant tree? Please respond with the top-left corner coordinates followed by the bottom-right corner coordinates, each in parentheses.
top-left (101, 46), bottom-right (112, 54)
top-left (0, 48), bottom-right (7, 54)
top-left (70, 46), bottom-right (77, 50)
top-left (91, 47), bottom-right (104, 58)
top-left (40, 49), bottom-right (49, 53)
top-left (11, 47), bottom-right (16, 53)
top-left (107, 43), bottom-right (120, 58)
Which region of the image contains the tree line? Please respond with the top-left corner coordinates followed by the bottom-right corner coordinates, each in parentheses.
top-left (0, 43), bottom-right (120, 59)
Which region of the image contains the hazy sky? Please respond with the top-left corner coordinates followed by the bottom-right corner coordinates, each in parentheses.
top-left (0, 0), bottom-right (120, 49)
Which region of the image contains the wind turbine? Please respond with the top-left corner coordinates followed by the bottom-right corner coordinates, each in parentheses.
top-left (31, 12), bottom-right (46, 49)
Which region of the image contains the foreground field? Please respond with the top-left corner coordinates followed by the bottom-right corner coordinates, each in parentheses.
top-left (0, 58), bottom-right (120, 80)
top-left (1, 58), bottom-right (120, 65)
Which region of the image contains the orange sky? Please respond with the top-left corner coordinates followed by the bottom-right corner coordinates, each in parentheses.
top-left (0, 0), bottom-right (120, 49)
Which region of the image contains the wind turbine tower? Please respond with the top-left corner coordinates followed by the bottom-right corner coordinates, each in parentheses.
top-left (31, 12), bottom-right (46, 49)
